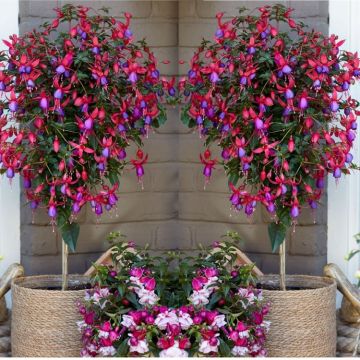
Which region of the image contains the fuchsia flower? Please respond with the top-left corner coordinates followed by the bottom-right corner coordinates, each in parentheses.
top-left (131, 149), bottom-right (149, 182)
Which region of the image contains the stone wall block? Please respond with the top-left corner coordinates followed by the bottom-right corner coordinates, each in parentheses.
top-left (60, 0), bottom-right (153, 18)
top-left (21, 226), bottom-right (59, 256)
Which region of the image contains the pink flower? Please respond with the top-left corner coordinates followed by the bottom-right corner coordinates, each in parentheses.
top-left (231, 346), bottom-right (249, 356)
top-left (252, 312), bottom-right (264, 325)
top-left (159, 341), bottom-right (189, 357)
top-left (177, 311), bottom-right (193, 330)
top-left (143, 277), bottom-right (156, 291)
top-left (154, 310), bottom-right (179, 330)
top-left (188, 288), bottom-right (211, 307)
top-left (128, 337), bottom-right (149, 354)
top-left (191, 277), bottom-right (204, 291)
top-left (130, 267), bottom-right (144, 278)
top-left (98, 346), bottom-right (116, 356)
top-left (198, 338), bottom-right (220, 354)
top-left (211, 314), bottom-right (226, 328)
top-left (204, 267), bottom-right (218, 277)
top-left (84, 312), bottom-right (95, 325)
top-left (137, 288), bottom-right (159, 306)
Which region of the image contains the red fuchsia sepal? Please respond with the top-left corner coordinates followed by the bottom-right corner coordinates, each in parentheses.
top-left (0, 5), bottom-right (167, 249)
top-left (180, 4), bottom-right (360, 233)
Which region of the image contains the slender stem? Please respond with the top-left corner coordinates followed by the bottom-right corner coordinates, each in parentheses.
top-left (62, 241), bottom-right (69, 291)
top-left (279, 240), bottom-right (286, 291)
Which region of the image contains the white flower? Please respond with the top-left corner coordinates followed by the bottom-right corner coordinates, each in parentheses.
top-left (93, 288), bottom-right (110, 301)
top-left (128, 339), bottom-right (149, 354)
top-left (211, 314), bottom-right (226, 328)
top-left (80, 349), bottom-right (91, 357)
top-left (98, 346), bottom-right (116, 356)
top-left (238, 330), bottom-right (249, 338)
top-left (77, 320), bottom-right (86, 331)
top-left (92, 288), bottom-right (110, 309)
top-left (188, 288), bottom-right (211, 307)
top-left (154, 310), bottom-right (179, 330)
top-left (231, 346), bottom-right (249, 356)
top-left (98, 330), bottom-right (109, 339)
top-left (238, 288), bottom-right (255, 303)
top-left (198, 338), bottom-right (219, 354)
top-left (129, 276), bottom-right (143, 288)
top-left (250, 344), bottom-right (261, 353)
top-left (121, 314), bottom-right (137, 328)
top-left (256, 289), bottom-right (264, 301)
top-left (261, 320), bottom-right (271, 332)
top-left (84, 343), bottom-right (98, 356)
top-left (84, 290), bottom-right (92, 301)
top-left (159, 342), bottom-right (188, 357)
top-left (137, 289), bottom-right (159, 306)
top-left (204, 276), bottom-right (219, 289)
top-left (178, 311), bottom-right (193, 330)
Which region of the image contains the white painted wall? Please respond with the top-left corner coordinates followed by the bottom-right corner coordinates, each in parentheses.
top-left (328, 0), bottom-right (360, 288)
top-left (0, 0), bottom-right (20, 304)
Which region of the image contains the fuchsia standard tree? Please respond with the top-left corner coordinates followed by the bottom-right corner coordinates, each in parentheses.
top-left (180, 4), bottom-right (360, 289)
top-left (0, 5), bottom-right (167, 287)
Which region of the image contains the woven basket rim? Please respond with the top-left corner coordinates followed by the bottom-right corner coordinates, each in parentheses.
top-left (258, 274), bottom-right (336, 293)
top-left (11, 274), bottom-right (90, 293)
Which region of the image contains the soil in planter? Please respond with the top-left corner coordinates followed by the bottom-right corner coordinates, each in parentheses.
top-left (42, 283), bottom-right (92, 291)
top-left (256, 283), bottom-right (306, 291)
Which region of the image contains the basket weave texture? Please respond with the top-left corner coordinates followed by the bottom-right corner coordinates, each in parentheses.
top-left (260, 274), bottom-right (337, 357)
top-left (11, 275), bottom-right (89, 357)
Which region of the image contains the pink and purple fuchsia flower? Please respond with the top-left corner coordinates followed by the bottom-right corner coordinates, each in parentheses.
top-left (180, 4), bottom-right (360, 247)
top-left (78, 239), bottom-right (270, 357)
top-left (0, 5), bottom-right (166, 249)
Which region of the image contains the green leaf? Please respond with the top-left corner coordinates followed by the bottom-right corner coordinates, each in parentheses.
top-left (125, 291), bottom-right (141, 309)
top-left (228, 173), bottom-right (239, 187)
top-left (108, 171), bottom-right (119, 186)
top-left (116, 338), bottom-right (129, 357)
top-left (156, 107), bottom-right (167, 126)
top-left (180, 105), bottom-right (194, 127)
top-left (268, 222), bottom-right (287, 252)
top-left (59, 221), bottom-right (80, 252)
top-left (345, 249), bottom-right (360, 261)
top-left (207, 291), bottom-right (222, 308)
top-left (219, 339), bottom-right (232, 357)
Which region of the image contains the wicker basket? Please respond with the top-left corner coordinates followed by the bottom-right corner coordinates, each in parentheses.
top-left (11, 275), bottom-right (89, 357)
top-left (258, 274), bottom-right (337, 357)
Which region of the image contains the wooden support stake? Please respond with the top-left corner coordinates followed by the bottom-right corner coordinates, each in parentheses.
top-left (279, 241), bottom-right (286, 291)
top-left (62, 241), bottom-right (68, 291)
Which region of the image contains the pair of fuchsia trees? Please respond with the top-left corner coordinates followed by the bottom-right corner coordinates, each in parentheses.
top-left (0, 3), bottom-right (359, 258)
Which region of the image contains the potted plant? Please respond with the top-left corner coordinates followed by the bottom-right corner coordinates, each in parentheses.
top-left (180, 4), bottom-right (360, 356)
top-left (78, 233), bottom-right (270, 357)
top-left (0, 4), bottom-right (166, 356)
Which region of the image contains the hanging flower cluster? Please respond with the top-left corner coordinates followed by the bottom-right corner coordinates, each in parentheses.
top-left (0, 5), bottom-right (167, 249)
top-left (180, 4), bottom-right (360, 249)
top-left (78, 234), bottom-right (270, 357)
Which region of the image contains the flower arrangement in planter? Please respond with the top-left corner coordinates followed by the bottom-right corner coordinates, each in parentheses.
top-left (180, 4), bottom-right (360, 290)
top-left (78, 233), bottom-right (270, 357)
top-left (2, 4), bottom-right (167, 357)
